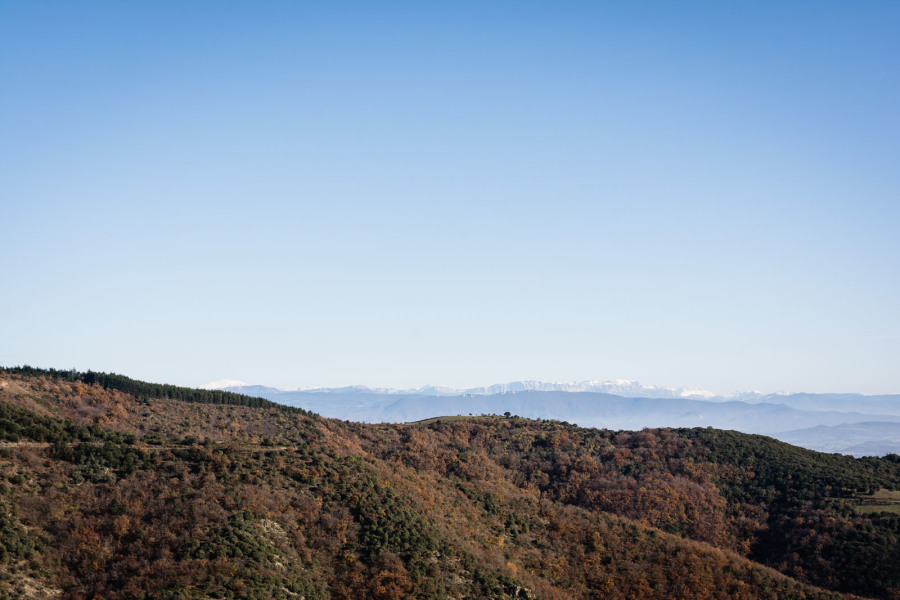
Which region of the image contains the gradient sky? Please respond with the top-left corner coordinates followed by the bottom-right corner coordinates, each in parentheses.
top-left (1, 1), bottom-right (898, 394)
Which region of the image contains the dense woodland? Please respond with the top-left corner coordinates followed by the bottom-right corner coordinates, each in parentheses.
top-left (1, 367), bottom-right (898, 600)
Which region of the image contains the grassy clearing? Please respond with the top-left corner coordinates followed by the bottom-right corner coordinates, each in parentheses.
top-left (853, 489), bottom-right (900, 515)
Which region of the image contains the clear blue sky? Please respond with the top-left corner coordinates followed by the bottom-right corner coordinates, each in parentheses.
top-left (2, 1), bottom-right (898, 394)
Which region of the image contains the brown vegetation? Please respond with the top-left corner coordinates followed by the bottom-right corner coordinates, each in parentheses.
top-left (2, 370), bottom-right (897, 600)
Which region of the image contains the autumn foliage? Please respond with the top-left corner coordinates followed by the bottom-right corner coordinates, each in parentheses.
top-left (1, 369), bottom-right (898, 600)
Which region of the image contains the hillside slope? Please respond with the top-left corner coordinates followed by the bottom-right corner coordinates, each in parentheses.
top-left (1, 368), bottom-right (898, 600)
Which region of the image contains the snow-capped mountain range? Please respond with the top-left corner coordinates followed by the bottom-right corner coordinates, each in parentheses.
top-left (202, 379), bottom-right (725, 399)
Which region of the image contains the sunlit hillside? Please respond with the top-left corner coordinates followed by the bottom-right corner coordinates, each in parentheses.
top-left (1, 368), bottom-right (899, 599)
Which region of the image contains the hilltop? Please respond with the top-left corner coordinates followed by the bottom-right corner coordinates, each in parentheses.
top-left (1, 367), bottom-right (899, 600)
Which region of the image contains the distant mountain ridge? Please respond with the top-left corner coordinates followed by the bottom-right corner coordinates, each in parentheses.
top-left (206, 379), bottom-right (724, 399)
top-left (208, 380), bottom-right (900, 456)
top-left (743, 392), bottom-right (900, 416)
top-left (208, 379), bottom-right (900, 407)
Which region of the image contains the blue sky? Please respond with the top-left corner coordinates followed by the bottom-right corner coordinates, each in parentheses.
top-left (1, 1), bottom-right (898, 394)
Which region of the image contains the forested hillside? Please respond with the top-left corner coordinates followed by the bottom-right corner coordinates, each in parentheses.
top-left (1, 368), bottom-right (898, 600)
